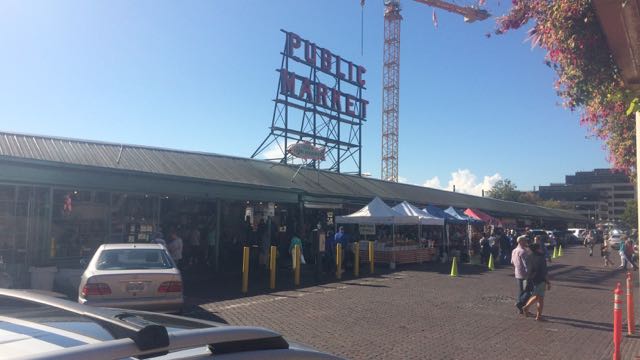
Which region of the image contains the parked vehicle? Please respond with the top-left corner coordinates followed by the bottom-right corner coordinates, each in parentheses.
top-left (568, 228), bottom-right (587, 241)
top-left (0, 255), bottom-right (13, 288)
top-left (608, 229), bottom-right (624, 250)
top-left (529, 229), bottom-right (550, 249)
top-left (78, 243), bottom-right (183, 313)
top-left (0, 289), bottom-right (341, 359)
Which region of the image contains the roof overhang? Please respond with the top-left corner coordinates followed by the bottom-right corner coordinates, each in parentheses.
top-left (594, 0), bottom-right (640, 94)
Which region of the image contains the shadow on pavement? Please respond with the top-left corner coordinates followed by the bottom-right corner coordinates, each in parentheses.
top-left (185, 266), bottom-right (399, 304)
top-left (182, 305), bottom-right (230, 324)
top-left (557, 283), bottom-right (610, 292)
top-left (550, 265), bottom-right (627, 287)
top-left (341, 282), bottom-right (389, 288)
top-left (543, 315), bottom-right (613, 333)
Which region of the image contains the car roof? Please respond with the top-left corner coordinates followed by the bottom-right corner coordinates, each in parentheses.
top-left (0, 289), bottom-right (332, 359)
top-left (100, 243), bottom-right (164, 250)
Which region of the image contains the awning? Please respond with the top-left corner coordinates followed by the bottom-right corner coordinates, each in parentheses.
top-left (464, 208), bottom-right (502, 227)
top-left (336, 197), bottom-right (417, 225)
top-left (392, 201), bottom-right (444, 226)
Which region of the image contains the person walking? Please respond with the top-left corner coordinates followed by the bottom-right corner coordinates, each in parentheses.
top-left (500, 230), bottom-right (512, 265)
top-left (522, 243), bottom-right (551, 321)
top-left (289, 232), bottom-right (306, 268)
top-left (511, 235), bottom-right (530, 314)
top-left (601, 237), bottom-right (612, 267)
top-left (624, 237), bottom-right (638, 270)
top-left (333, 226), bottom-right (348, 274)
top-left (533, 235), bottom-right (550, 263)
top-left (618, 236), bottom-right (630, 270)
top-left (188, 226), bottom-right (201, 266)
top-left (584, 231), bottom-right (595, 257)
top-left (490, 234), bottom-right (500, 267)
top-left (479, 233), bottom-right (490, 265)
top-left (166, 229), bottom-right (184, 269)
top-left (324, 229), bottom-right (336, 273)
top-left (151, 231), bottom-right (166, 247)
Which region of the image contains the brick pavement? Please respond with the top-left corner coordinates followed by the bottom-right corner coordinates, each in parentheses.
top-left (185, 246), bottom-right (640, 360)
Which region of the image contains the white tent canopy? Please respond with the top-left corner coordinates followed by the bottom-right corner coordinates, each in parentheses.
top-left (392, 201), bottom-right (445, 226)
top-left (335, 197), bottom-right (416, 225)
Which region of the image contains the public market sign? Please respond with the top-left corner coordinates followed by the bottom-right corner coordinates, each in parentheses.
top-left (279, 30), bottom-right (369, 119)
top-left (287, 141), bottom-right (325, 161)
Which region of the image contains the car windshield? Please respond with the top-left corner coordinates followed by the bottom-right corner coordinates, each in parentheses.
top-left (96, 249), bottom-right (174, 270)
top-left (0, 295), bottom-right (116, 342)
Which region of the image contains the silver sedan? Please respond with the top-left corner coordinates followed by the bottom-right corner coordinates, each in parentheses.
top-left (78, 243), bottom-right (183, 313)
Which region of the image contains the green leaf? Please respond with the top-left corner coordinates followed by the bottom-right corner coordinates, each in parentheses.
top-left (627, 98), bottom-right (639, 116)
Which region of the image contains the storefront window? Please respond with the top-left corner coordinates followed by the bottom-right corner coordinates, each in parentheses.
top-left (110, 193), bottom-right (159, 243)
top-left (51, 189), bottom-right (108, 258)
top-left (0, 185), bottom-right (15, 265)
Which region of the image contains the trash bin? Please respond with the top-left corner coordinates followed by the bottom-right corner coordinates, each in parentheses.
top-left (29, 266), bottom-right (58, 291)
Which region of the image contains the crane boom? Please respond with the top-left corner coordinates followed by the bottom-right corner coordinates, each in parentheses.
top-left (413, 0), bottom-right (489, 22)
top-left (379, 0), bottom-right (489, 182)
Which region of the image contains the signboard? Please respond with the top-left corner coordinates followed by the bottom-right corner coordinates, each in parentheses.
top-left (278, 32), bottom-right (369, 118)
top-left (266, 202), bottom-right (275, 217)
top-left (252, 30), bottom-right (367, 175)
top-left (359, 224), bottom-right (376, 235)
top-left (288, 141), bottom-right (325, 161)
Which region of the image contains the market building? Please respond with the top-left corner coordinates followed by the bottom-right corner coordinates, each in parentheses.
top-left (0, 131), bottom-right (584, 288)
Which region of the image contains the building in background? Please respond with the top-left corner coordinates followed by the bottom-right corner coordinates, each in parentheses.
top-left (538, 169), bottom-right (635, 223)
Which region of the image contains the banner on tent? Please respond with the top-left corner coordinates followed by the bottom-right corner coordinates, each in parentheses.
top-left (359, 224), bottom-right (376, 235)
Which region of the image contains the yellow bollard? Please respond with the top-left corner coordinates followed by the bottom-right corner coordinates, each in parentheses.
top-left (336, 243), bottom-right (342, 279)
top-left (369, 241), bottom-right (375, 274)
top-left (269, 245), bottom-right (276, 290)
top-left (241, 246), bottom-right (250, 294)
top-left (294, 244), bottom-right (301, 286)
top-left (354, 242), bottom-right (360, 277)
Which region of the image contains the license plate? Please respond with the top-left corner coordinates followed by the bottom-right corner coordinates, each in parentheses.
top-left (126, 282), bottom-right (145, 292)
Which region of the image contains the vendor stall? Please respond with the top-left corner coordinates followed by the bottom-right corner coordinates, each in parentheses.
top-left (335, 197), bottom-right (424, 268)
top-left (423, 205), bottom-right (466, 261)
top-left (445, 207), bottom-right (484, 263)
top-left (391, 202), bottom-right (444, 263)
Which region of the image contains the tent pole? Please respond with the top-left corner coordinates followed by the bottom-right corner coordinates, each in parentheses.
top-left (392, 224), bottom-right (396, 269)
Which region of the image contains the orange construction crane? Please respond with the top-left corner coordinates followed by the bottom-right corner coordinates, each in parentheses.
top-left (365, 0), bottom-right (489, 182)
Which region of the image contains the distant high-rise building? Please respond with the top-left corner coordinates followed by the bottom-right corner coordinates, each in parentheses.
top-left (538, 169), bottom-right (636, 222)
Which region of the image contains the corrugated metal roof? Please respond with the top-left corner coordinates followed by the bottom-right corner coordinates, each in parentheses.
top-left (0, 131), bottom-right (585, 221)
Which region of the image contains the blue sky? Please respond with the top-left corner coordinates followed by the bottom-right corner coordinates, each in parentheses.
top-left (0, 0), bottom-right (609, 194)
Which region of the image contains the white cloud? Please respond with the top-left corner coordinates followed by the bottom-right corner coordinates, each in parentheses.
top-left (398, 176), bottom-right (408, 183)
top-left (423, 169), bottom-right (502, 196)
top-left (423, 176), bottom-right (442, 189)
top-left (261, 144), bottom-right (284, 160)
